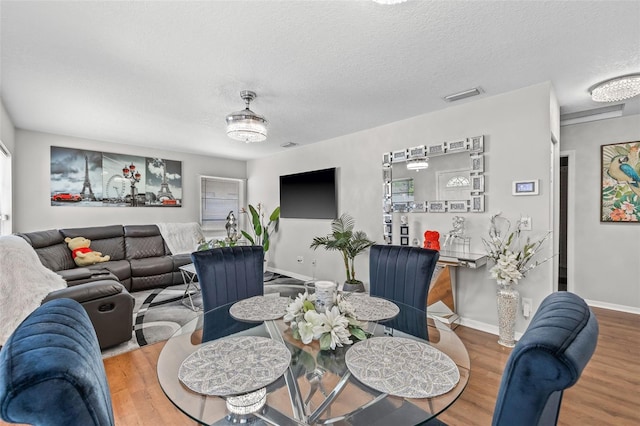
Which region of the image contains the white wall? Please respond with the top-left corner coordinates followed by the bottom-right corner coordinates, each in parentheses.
top-left (249, 82), bottom-right (556, 333)
top-left (561, 114), bottom-right (640, 312)
top-left (0, 99), bottom-right (15, 235)
top-left (13, 129), bottom-right (247, 232)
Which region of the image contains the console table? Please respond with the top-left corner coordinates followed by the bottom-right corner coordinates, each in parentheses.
top-left (427, 250), bottom-right (487, 326)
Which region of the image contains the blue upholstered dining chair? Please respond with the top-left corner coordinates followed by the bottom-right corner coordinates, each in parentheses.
top-left (492, 291), bottom-right (599, 426)
top-left (191, 245), bottom-right (264, 342)
top-left (0, 298), bottom-right (115, 426)
top-left (369, 245), bottom-right (440, 339)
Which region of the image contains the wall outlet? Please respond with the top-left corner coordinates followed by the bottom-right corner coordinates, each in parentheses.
top-left (297, 256), bottom-right (304, 264)
top-left (522, 297), bottom-right (532, 319)
top-left (311, 259), bottom-right (317, 266)
top-left (520, 216), bottom-right (532, 231)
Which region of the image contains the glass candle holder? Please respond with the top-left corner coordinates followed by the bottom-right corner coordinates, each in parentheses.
top-left (314, 281), bottom-right (336, 313)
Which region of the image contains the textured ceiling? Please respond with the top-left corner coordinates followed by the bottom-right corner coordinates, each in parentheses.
top-left (1, 0), bottom-right (639, 160)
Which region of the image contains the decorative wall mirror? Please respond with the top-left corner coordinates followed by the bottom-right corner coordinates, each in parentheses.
top-left (382, 136), bottom-right (486, 244)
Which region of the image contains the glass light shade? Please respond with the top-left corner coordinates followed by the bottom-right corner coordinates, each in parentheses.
top-left (590, 74), bottom-right (640, 102)
top-left (226, 108), bottom-right (268, 143)
top-left (406, 157), bottom-right (429, 171)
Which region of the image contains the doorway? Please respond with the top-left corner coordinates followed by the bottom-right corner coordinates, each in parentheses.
top-left (558, 155), bottom-right (569, 291)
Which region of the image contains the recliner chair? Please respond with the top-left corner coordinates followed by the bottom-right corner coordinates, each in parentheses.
top-left (492, 291), bottom-right (599, 426)
top-left (0, 298), bottom-right (115, 426)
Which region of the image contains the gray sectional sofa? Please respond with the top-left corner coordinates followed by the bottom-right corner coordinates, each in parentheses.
top-left (18, 224), bottom-right (195, 349)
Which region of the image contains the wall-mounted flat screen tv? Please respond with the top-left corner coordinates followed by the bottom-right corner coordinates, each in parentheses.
top-left (280, 167), bottom-right (338, 219)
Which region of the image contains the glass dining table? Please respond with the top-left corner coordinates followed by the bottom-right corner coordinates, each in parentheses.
top-left (157, 292), bottom-right (470, 425)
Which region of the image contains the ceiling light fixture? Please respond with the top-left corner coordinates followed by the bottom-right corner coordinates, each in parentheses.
top-left (225, 90), bottom-right (268, 143)
top-left (406, 157), bottom-right (429, 171)
top-left (443, 87), bottom-right (483, 102)
top-left (589, 74), bottom-right (640, 102)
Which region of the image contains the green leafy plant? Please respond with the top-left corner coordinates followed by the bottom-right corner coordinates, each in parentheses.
top-left (240, 203), bottom-right (280, 252)
top-left (310, 213), bottom-right (375, 284)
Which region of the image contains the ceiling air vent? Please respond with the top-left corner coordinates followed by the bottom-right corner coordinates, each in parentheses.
top-left (280, 142), bottom-right (298, 148)
top-left (443, 87), bottom-right (483, 102)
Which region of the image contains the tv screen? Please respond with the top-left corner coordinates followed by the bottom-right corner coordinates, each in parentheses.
top-left (280, 168), bottom-right (338, 219)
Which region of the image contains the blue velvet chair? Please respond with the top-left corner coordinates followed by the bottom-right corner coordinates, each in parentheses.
top-left (369, 245), bottom-right (440, 339)
top-left (191, 245), bottom-right (264, 342)
top-left (0, 298), bottom-right (114, 426)
top-left (492, 291), bottom-right (599, 426)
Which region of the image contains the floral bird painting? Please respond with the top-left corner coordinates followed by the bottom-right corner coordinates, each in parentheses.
top-left (601, 141), bottom-right (640, 222)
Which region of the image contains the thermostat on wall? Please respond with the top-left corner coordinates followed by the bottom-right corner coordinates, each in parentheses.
top-left (512, 179), bottom-right (539, 196)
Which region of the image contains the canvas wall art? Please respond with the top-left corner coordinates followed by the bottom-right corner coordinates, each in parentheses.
top-left (601, 141), bottom-right (640, 222)
top-left (51, 146), bottom-right (182, 207)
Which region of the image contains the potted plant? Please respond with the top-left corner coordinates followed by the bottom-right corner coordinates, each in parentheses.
top-left (310, 213), bottom-right (375, 292)
top-left (240, 203), bottom-right (280, 252)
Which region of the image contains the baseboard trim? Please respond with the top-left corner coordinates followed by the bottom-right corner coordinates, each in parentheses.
top-left (584, 299), bottom-right (640, 315)
top-left (458, 317), bottom-right (524, 341)
top-left (267, 267), bottom-right (313, 283)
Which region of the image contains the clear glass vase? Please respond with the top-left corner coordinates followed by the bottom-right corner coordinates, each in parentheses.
top-left (496, 282), bottom-right (520, 347)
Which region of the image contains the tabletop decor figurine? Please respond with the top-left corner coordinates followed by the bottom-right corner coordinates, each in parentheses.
top-left (284, 291), bottom-right (367, 351)
top-left (482, 212), bottom-right (552, 347)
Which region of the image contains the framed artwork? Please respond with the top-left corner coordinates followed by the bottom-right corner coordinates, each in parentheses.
top-left (448, 200), bottom-right (468, 213)
top-left (601, 141), bottom-right (640, 222)
top-left (400, 225), bottom-right (409, 235)
top-left (400, 236), bottom-right (409, 246)
top-left (51, 146), bottom-right (182, 208)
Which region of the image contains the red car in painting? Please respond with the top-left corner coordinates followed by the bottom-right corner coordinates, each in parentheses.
top-left (51, 193), bottom-right (82, 202)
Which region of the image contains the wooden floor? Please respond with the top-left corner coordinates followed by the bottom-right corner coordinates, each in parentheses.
top-left (2, 307), bottom-right (638, 425)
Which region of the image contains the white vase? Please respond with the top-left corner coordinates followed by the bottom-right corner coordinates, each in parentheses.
top-left (496, 282), bottom-right (520, 347)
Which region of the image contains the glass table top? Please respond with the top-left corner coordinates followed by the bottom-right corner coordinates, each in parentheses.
top-left (157, 289), bottom-right (470, 425)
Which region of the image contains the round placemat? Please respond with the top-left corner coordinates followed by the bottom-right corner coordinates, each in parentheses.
top-left (345, 336), bottom-right (459, 398)
top-left (345, 294), bottom-right (400, 321)
top-left (178, 336), bottom-right (291, 396)
top-left (229, 296), bottom-right (290, 322)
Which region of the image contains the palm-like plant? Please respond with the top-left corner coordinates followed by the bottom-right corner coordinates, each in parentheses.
top-left (310, 213), bottom-right (375, 284)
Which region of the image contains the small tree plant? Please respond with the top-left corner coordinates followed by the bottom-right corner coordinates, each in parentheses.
top-left (310, 213), bottom-right (375, 286)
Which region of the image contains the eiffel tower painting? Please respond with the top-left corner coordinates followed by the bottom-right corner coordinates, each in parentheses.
top-left (79, 155), bottom-right (96, 200)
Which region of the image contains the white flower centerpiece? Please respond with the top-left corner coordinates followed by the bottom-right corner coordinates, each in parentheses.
top-left (284, 292), bottom-right (367, 351)
top-left (482, 212), bottom-right (553, 347)
top-left (482, 212), bottom-right (552, 285)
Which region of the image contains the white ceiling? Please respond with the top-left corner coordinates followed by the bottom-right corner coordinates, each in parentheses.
top-left (1, 0), bottom-right (639, 160)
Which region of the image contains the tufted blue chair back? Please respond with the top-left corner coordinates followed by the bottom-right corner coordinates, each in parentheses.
top-left (369, 245), bottom-right (440, 310)
top-left (492, 291), bottom-right (599, 426)
top-left (369, 245), bottom-right (439, 339)
top-left (0, 298), bottom-right (114, 426)
top-left (191, 246), bottom-right (264, 341)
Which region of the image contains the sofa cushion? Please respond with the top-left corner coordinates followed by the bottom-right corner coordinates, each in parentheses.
top-left (124, 225), bottom-right (167, 259)
top-left (60, 225), bottom-right (126, 261)
top-left (17, 230), bottom-right (75, 272)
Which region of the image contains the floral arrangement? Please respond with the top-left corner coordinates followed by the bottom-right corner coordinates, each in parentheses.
top-left (482, 212), bottom-right (552, 285)
top-left (284, 292), bottom-right (367, 350)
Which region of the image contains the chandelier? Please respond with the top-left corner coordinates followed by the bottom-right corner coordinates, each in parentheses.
top-left (590, 74), bottom-right (640, 102)
top-left (406, 157), bottom-right (429, 171)
top-left (225, 90), bottom-right (268, 143)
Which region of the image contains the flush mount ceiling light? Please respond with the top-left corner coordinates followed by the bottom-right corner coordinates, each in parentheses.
top-left (590, 74), bottom-right (640, 102)
top-left (406, 157), bottom-right (429, 171)
top-left (225, 90), bottom-right (268, 143)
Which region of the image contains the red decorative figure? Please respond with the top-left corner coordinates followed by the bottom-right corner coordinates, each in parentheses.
top-left (423, 230), bottom-right (441, 251)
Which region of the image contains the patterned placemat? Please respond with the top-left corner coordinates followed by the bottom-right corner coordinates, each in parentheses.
top-left (229, 295), bottom-right (290, 322)
top-left (178, 336), bottom-right (291, 396)
top-left (345, 336), bottom-right (459, 398)
top-left (345, 294), bottom-right (400, 321)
